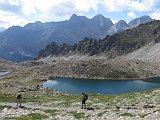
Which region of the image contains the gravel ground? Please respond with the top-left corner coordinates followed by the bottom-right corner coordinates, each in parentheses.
top-left (0, 57), bottom-right (160, 119)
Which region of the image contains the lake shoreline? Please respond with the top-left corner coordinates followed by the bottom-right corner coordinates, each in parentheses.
top-left (1, 59), bottom-right (160, 119)
top-left (49, 75), bottom-right (160, 81)
top-left (44, 76), bottom-right (160, 94)
top-left (0, 71), bottom-right (10, 77)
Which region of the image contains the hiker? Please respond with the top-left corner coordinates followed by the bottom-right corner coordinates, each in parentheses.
top-left (81, 93), bottom-right (88, 109)
top-left (16, 94), bottom-right (22, 107)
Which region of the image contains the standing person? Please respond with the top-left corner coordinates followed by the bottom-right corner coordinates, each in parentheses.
top-left (16, 94), bottom-right (22, 107)
top-left (81, 93), bottom-right (88, 109)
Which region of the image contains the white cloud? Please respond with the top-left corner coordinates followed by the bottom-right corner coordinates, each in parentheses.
top-left (111, 20), bottom-right (118, 24)
top-left (0, 0), bottom-right (22, 14)
top-left (21, 0), bottom-right (99, 16)
top-left (129, 0), bottom-right (158, 12)
top-left (0, 0), bottom-right (100, 28)
top-left (0, 0), bottom-right (99, 16)
top-left (0, 0), bottom-right (4, 2)
top-left (127, 11), bottom-right (137, 18)
top-left (0, 11), bottom-right (27, 28)
top-left (22, 0), bottom-right (36, 15)
top-left (103, 0), bottom-right (130, 12)
top-left (103, 0), bottom-right (159, 13)
top-left (150, 10), bottom-right (160, 20)
top-left (0, 0), bottom-right (160, 28)
top-left (74, 0), bottom-right (98, 12)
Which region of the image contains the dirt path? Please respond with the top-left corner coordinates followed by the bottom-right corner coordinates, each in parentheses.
top-left (0, 102), bottom-right (97, 112)
top-left (1, 101), bottom-right (160, 120)
top-left (0, 102), bottom-right (101, 120)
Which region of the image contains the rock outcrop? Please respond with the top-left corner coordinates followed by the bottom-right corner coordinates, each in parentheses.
top-left (38, 20), bottom-right (160, 59)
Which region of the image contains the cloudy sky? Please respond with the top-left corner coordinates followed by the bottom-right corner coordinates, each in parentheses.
top-left (0, 0), bottom-right (160, 28)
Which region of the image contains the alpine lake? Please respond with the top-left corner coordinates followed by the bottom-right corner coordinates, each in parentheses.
top-left (0, 71), bottom-right (9, 77)
top-left (43, 77), bottom-right (160, 94)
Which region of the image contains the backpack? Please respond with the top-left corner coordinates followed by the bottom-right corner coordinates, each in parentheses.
top-left (85, 94), bottom-right (88, 100)
top-left (17, 94), bottom-right (22, 99)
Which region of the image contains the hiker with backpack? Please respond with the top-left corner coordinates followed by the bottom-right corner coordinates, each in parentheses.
top-left (81, 93), bottom-right (88, 109)
top-left (16, 94), bottom-right (22, 107)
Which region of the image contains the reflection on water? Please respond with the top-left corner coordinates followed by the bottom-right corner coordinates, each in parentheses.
top-left (142, 77), bottom-right (160, 84)
top-left (0, 71), bottom-right (9, 76)
top-left (43, 77), bottom-right (160, 94)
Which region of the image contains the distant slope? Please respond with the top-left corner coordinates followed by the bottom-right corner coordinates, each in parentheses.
top-left (23, 14), bottom-right (113, 44)
top-left (107, 15), bottom-right (153, 35)
top-left (123, 42), bottom-right (160, 62)
top-left (38, 20), bottom-right (160, 60)
top-left (0, 27), bottom-right (5, 32)
top-left (0, 15), bottom-right (153, 62)
top-left (0, 14), bottom-right (113, 62)
top-left (128, 15), bottom-right (153, 28)
top-left (106, 20), bottom-right (129, 35)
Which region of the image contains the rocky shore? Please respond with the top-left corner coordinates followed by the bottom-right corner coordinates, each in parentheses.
top-left (35, 56), bottom-right (160, 79)
top-left (0, 57), bottom-right (160, 119)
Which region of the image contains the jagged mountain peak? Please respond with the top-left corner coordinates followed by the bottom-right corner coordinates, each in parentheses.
top-left (38, 20), bottom-right (160, 60)
top-left (106, 20), bottom-right (128, 35)
top-left (92, 14), bottom-right (106, 19)
top-left (90, 14), bottom-right (113, 29)
top-left (69, 14), bottom-right (89, 21)
top-left (69, 14), bottom-right (78, 20)
top-left (91, 14), bottom-right (112, 22)
top-left (24, 21), bottom-right (42, 29)
top-left (128, 15), bottom-right (153, 27)
top-left (0, 14), bottom-right (156, 62)
top-left (7, 26), bottom-right (23, 32)
top-left (25, 21), bottom-right (43, 27)
top-left (34, 21), bottom-right (43, 24)
top-left (117, 20), bottom-right (127, 24)
top-left (116, 20), bottom-right (128, 28)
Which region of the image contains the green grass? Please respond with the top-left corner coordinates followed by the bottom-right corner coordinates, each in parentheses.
top-left (89, 94), bottom-right (116, 105)
top-left (120, 112), bottom-right (135, 117)
top-left (69, 112), bottom-right (86, 119)
top-left (0, 105), bottom-right (12, 110)
top-left (45, 110), bottom-right (59, 117)
top-left (52, 94), bottom-right (81, 107)
top-left (22, 96), bottom-right (58, 104)
top-left (25, 94), bottom-right (81, 107)
top-left (0, 88), bottom-right (160, 109)
top-left (8, 113), bottom-right (48, 120)
top-left (139, 113), bottom-right (150, 118)
top-left (86, 102), bottom-right (93, 107)
top-left (0, 93), bottom-right (16, 102)
top-left (97, 111), bottom-right (107, 117)
top-left (0, 93), bottom-right (81, 108)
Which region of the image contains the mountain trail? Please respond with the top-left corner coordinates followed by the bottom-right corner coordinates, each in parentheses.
top-left (0, 102), bottom-right (99, 112)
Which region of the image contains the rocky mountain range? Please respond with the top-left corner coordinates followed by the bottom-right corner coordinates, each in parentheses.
top-left (0, 14), bottom-right (153, 62)
top-left (0, 27), bottom-right (5, 32)
top-left (106, 20), bottom-right (129, 35)
top-left (38, 20), bottom-right (160, 60)
top-left (128, 15), bottom-right (153, 28)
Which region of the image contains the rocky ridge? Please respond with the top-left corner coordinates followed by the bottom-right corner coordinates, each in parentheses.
top-left (0, 15), bottom-right (152, 62)
top-left (38, 20), bottom-right (160, 60)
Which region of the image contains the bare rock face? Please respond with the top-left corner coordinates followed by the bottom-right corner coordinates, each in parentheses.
top-left (128, 15), bottom-right (153, 28)
top-left (0, 14), bottom-right (113, 62)
top-left (107, 20), bottom-right (129, 35)
top-left (38, 20), bottom-right (160, 60)
top-left (0, 15), bottom-right (153, 62)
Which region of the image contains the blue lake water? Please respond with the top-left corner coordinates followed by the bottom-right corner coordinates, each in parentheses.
top-left (0, 71), bottom-right (9, 76)
top-left (43, 77), bottom-right (160, 94)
